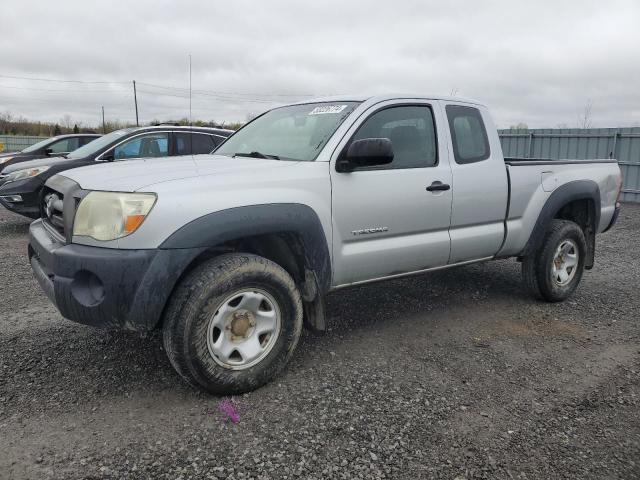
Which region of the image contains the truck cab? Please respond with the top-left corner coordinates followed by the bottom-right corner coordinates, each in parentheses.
top-left (326, 98), bottom-right (509, 285)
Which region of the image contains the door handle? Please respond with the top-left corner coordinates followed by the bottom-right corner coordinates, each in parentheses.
top-left (426, 181), bottom-right (450, 192)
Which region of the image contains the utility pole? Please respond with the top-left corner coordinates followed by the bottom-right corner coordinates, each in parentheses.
top-left (189, 54), bottom-right (192, 127)
top-left (189, 54), bottom-right (193, 154)
top-left (101, 106), bottom-right (106, 133)
top-left (133, 80), bottom-right (139, 126)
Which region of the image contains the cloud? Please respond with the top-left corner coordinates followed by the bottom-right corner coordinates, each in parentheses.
top-left (1, 0), bottom-right (638, 128)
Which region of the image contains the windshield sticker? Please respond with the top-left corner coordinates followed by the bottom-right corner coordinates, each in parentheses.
top-left (308, 105), bottom-right (348, 115)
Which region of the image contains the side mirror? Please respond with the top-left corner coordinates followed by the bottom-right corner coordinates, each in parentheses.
top-left (101, 152), bottom-right (115, 161)
top-left (336, 138), bottom-right (394, 173)
top-left (45, 148), bottom-right (54, 156)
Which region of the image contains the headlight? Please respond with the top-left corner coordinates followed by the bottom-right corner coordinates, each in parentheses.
top-left (3, 166), bottom-right (49, 182)
top-left (0, 156), bottom-right (14, 165)
top-left (73, 191), bottom-right (157, 241)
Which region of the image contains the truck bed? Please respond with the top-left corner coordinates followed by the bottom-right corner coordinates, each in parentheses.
top-left (498, 157), bottom-right (620, 257)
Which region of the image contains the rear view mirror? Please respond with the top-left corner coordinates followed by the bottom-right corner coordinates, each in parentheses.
top-left (336, 138), bottom-right (394, 172)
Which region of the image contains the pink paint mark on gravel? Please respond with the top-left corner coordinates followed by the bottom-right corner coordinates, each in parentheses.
top-left (218, 398), bottom-right (240, 423)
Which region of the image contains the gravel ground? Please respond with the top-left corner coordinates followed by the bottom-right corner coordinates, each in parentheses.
top-left (1, 205), bottom-right (639, 480)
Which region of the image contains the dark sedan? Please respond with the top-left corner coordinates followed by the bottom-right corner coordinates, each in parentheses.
top-left (0, 134), bottom-right (101, 171)
top-left (0, 125), bottom-right (233, 218)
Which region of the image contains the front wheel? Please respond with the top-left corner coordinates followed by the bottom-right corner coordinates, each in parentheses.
top-left (162, 253), bottom-right (303, 394)
top-left (522, 219), bottom-right (587, 302)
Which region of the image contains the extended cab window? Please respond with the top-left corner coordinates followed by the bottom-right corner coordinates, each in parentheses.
top-left (446, 105), bottom-right (490, 164)
top-left (348, 105), bottom-right (437, 169)
top-left (113, 133), bottom-right (169, 159)
top-left (174, 133), bottom-right (216, 155)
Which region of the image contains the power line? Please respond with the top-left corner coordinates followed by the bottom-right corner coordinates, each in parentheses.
top-left (0, 74), bottom-right (318, 98)
top-left (0, 74), bottom-right (129, 85)
top-left (0, 82), bottom-right (279, 103)
top-left (0, 94), bottom-right (133, 106)
top-left (135, 88), bottom-right (279, 104)
top-left (0, 83), bottom-right (130, 93)
top-left (134, 81), bottom-right (317, 98)
top-left (0, 72), bottom-right (329, 124)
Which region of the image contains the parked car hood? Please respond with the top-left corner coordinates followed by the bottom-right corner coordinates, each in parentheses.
top-left (0, 151), bottom-right (20, 158)
top-left (1, 156), bottom-right (70, 173)
top-left (58, 155), bottom-right (296, 192)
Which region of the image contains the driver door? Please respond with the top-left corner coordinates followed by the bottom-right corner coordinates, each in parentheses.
top-left (330, 101), bottom-right (453, 286)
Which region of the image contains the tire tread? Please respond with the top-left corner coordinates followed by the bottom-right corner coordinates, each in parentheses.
top-left (162, 253), bottom-right (302, 393)
top-left (522, 219), bottom-right (586, 302)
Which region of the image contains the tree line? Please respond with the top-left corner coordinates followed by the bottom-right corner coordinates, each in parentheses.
top-left (0, 112), bottom-right (243, 137)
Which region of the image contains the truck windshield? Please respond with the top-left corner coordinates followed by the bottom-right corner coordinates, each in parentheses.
top-left (215, 102), bottom-right (360, 161)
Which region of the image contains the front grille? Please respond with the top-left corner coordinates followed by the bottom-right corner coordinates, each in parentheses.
top-left (42, 187), bottom-right (66, 238)
top-left (40, 175), bottom-right (84, 243)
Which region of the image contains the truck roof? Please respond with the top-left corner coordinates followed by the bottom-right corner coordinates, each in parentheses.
top-left (290, 93), bottom-right (484, 107)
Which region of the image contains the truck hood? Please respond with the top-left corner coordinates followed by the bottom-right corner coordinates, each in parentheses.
top-left (58, 155), bottom-right (296, 191)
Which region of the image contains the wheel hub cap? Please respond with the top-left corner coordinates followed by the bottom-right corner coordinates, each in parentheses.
top-left (229, 310), bottom-right (254, 339)
top-left (206, 289), bottom-right (281, 370)
top-left (551, 239), bottom-right (579, 286)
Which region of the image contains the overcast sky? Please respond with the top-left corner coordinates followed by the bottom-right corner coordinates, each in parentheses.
top-left (1, 0), bottom-right (639, 128)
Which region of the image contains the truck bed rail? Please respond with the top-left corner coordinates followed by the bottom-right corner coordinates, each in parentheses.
top-left (504, 157), bottom-right (618, 166)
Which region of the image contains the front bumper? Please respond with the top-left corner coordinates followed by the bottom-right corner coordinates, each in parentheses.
top-left (28, 219), bottom-right (204, 331)
top-left (0, 177), bottom-right (43, 218)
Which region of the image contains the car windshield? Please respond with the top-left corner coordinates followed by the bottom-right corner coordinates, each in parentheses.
top-left (65, 129), bottom-right (133, 159)
top-left (21, 137), bottom-right (57, 153)
top-left (215, 102), bottom-right (360, 161)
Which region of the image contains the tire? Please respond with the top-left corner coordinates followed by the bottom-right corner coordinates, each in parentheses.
top-left (522, 219), bottom-right (586, 302)
top-left (162, 253), bottom-right (303, 394)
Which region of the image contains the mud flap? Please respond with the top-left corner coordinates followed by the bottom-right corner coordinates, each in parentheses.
top-left (303, 295), bottom-right (326, 332)
top-left (300, 268), bottom-right (326, 332)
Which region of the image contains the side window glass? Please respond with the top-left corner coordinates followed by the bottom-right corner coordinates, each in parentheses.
top-left (174, 133), bottom-right (191, 155)
top-left (49, 138), bottom-right (79, 153)
top-left (114, 133), bottom-right (168, 160)
top-left (445, 105), bottom-right (490, 164)
top-left (349, 106), bottom-right (437, 169)
top-left (173, 133), bottom-right (215, 155)
top-left (191, 134), bottom-right (215, 154)
top-left (210, 135), bottom-right (223, 147)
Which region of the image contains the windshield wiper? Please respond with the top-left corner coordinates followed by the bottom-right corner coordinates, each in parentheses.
top-left (233, 151), bottom-right (280, 160)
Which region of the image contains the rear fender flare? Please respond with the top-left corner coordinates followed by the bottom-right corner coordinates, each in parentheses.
top-left (523, 180), bottom-right (600, 266)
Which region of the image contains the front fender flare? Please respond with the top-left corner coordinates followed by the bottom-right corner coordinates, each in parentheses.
top-left (159, 203), bottom-right (332, 293)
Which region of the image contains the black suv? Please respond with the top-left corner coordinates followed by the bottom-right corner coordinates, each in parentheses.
top-left (0, 126), bottom-right (233, 218)
top-left (0, 134), bottom-right (101, 171)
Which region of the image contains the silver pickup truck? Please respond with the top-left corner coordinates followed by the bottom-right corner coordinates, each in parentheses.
top-left (28, 94), bottom-right (622, 393)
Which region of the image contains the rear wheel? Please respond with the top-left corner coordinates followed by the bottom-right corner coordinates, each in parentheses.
top-left (162, 253), bottom-right (303, 394)
top-left (522, 219), bottom-right (586, 302)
